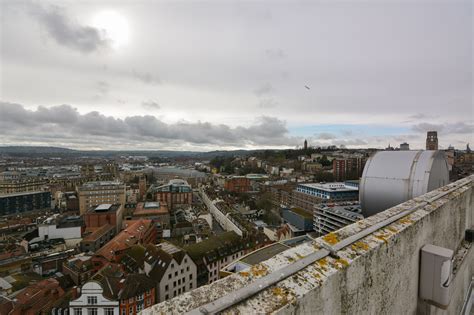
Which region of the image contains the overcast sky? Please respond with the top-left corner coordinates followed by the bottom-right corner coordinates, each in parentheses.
top-left (1, 0), bottom-right (472, 151)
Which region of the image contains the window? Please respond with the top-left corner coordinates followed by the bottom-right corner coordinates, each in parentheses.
top-left (175, 271), bottom-right (178, 276)
top-left (105, 309), bottom-right (114, 315)
top-left (121, 308), bottom-right (126, 315)
top-left (186, 266), bottom-right (189, 272)
top-left (184, 258), bottom-right (187, 263)
top-left (165, 284), bottom-right (169, 291)
top-left (165, 294), bottom-right (169, 300)
top-left (129, 306), bottom-right (133, 314)
top-left (73, 309), bottom-right (82, 315)
top-left (87, 296), bottom-right (97, 305)
top-left (189, 283), bottom-right (193, 289)
top-left (129, 297), bottom-right (134, 303)
top-left (168, 274), bottom-right (171, 279)
top-left (189, 274), bottom-right (193, 280)
top-left (147, 297), bottom-right (152, 306)
top-left (171, 263), bottom-right (174, 268)
top-left (87, 309), bottom-right (97, 315)
top-left (146, 289), bottom-right (151, 295)
top-left (137, 303), bottom-right (143, 312)
top-left (181, 269), bottom-right (184, 274)
top-left (173, 291), bottom-right (176, 297)
top-left (178, 279), bottom-right (181, 285)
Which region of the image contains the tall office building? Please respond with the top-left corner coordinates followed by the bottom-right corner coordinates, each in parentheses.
top-left (426, 131), bottom-right (438, 150)
top-left (77, 181), bottom-right (126, 214)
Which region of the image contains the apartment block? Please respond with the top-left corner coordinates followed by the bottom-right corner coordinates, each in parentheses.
top-left (77, 181), bottom-right (126, 215)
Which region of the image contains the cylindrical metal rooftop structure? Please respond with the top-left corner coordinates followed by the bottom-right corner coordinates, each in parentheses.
top-left (360, 150), bottom-right (449, 217)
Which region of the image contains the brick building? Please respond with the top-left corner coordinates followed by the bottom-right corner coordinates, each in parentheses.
top-left (332, 157), bottom-right (366, 181)
top-left (95, 220), bottom-right (157, 263)
top-left (83, 203), bottom-right (124, 234)
top-left (133, 202), bottom-right (170, 229)
top-left (149, 179), bottom-right (193, 209)
top-left (223, 176), bottom-right (251, 193)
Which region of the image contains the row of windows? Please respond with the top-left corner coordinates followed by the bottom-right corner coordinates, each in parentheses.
top-left (167, 266), bottom-right (190, 279)
top-left (120, 298), bottom-right (153, 315)
top-left (164, 283), bottom-right (193, 300)
top-left (121, 290), bottom-right (152, 304)
top-left (73, 308), bottom-right (114, 315)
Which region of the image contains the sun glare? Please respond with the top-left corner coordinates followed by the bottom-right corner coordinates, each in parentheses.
top-left (92, 10), bottom-right (130, 49)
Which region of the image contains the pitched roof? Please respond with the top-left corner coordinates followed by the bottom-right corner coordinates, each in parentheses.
top-left (118, 274), bottom-right (156, 299)
top-left (183, 231), bottom-right (242, 263)
top-left (95, 219), bottom-right (153, 261)
top-left (144, 242), bottom-right (187, 282)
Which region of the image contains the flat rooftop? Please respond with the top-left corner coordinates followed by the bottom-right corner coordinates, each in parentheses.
top-left (0, 190), bottom-right (49, 198)
top-left (134, 202), bottom-right (168, 215)
top-left (297, 182), bottom-right (358, 193)
top-left (88, 203), bottom-right (121, 213)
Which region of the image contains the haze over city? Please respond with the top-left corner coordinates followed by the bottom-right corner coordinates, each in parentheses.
top-left (1, 0), bottom-right (472, 151)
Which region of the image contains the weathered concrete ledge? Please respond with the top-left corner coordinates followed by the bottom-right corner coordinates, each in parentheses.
top-left (143, 176), bottom-right (473, 315)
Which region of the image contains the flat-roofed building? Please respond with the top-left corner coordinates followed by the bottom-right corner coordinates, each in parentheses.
top-left (223, 176), bottom-right (251, 193)
top-left (0, 191), bottom-right (51, 216)
top-left (23, 214), bottom-right (83, 248)
top-left (77, 181), bottom-right (126, 214)
top-left (313, 202), bottom-right (363, 236)
top-left (281, 207), bottom-right (314, 233)
top-left (83, 203), bottom-right (124, 234)
top-left (296, 182), bottom-right (359, 201)
top-left (133, 202), bottom-right (170, 229)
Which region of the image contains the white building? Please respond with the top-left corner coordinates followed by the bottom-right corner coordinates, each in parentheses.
top-left (69, 281), bottom-right (119, 315)
top-left (26, 214), bottom-right (83, 248)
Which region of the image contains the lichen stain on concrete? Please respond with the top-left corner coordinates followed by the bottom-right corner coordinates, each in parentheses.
top-left (239, 271), bottom-right (249, 277)
top-left (397, 216), bottom-right (414, 225)
top-left (374, 233), bottom-right (389, 244)
top-left (251, 264), bottom-right (268, 277)
top-left (323, 232), bottom-right (339, 245)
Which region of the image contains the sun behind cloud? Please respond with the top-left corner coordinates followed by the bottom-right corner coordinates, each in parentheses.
top-left (91, 10), bottom-right (130, 49)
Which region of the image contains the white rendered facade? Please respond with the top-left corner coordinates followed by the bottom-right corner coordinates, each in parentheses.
top-left (69, 281), bottom-right (119, 315)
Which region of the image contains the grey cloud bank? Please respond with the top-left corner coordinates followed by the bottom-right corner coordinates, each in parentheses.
top-left (0, 102), bottom-right (297, 149)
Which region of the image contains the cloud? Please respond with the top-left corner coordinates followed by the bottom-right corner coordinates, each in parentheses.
top-left (257, 98), bottom-right (278, 109)
top-left (96, 81), bottom-right (109, 95)
top-left (264, 49), bottom-right (286, 60)
top-left (27, 2), bottom-right (109, 53)
top-left (254, 83), bottom-right (274, 96)
top-left (142, 100), bottom-right (160, 110)
top-left (0, 101), bottom-right (297, 148)
top-left (132, 70), bottom-right (161, 85)
top-left (411, 122), bottom-right (474, 134)
top-left (316, 132), bottom-right (337, 140)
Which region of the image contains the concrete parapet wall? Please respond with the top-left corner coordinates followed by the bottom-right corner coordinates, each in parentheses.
top-left (144, 176), bottom-right (473, 315)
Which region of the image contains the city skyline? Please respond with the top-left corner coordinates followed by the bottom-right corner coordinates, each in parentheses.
top-left (1, 0), bottom-right (472, 150)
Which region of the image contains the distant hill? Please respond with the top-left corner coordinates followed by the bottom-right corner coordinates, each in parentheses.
top-left (0, 146), bottom-right (264, 159)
